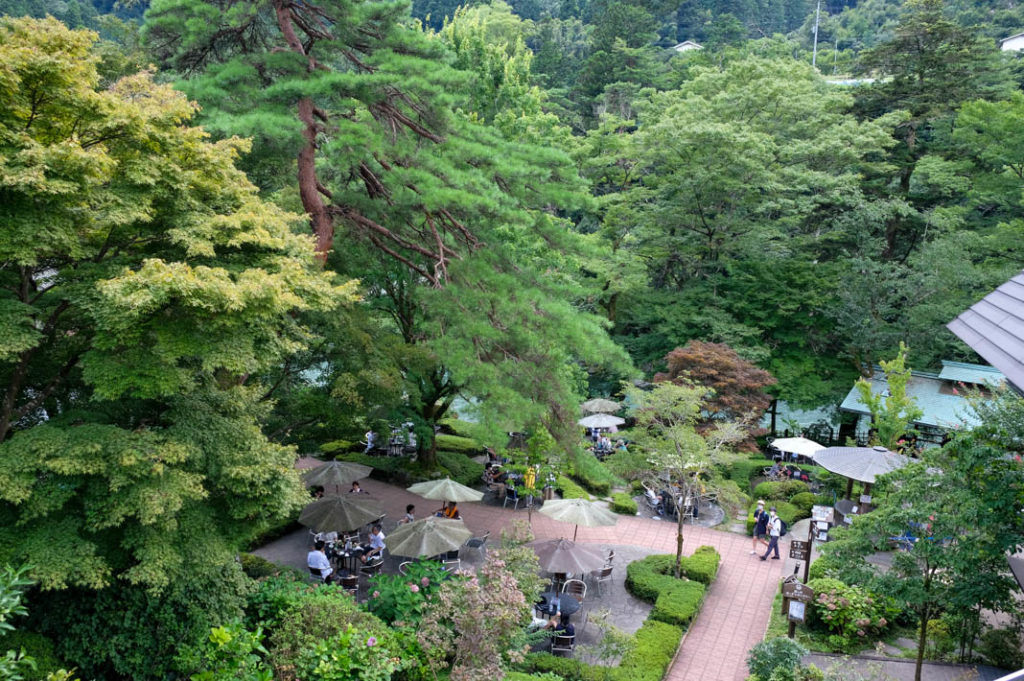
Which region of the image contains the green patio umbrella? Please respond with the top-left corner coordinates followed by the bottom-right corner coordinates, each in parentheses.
top-left (539, 497), bottom-right (618, 540)
top-left (531, 538), bottom-right (608, 574)
top-left (302, 460), bottom-right (373, 494)
top-left (384, 517), bottom-right (473, 558)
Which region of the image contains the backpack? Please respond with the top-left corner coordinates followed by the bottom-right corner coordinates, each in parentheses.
top-left (779, 519), bottom-right (788, 537)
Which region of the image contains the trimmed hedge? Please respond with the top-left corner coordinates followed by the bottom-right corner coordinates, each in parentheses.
top-left (434, 433), bottom-right (482, 454)
top-left (752, 480), bottom-right (810, 501)
top-left (789, 492), bottom-right (816, 513)
top-left (808, 553), bottom-right (842, 580)
top-left (240, 553), bottom-right (282, 579)
top-left (570, 451), bottom-right (618, 496)
top-left (624, 551), bottom-right (713, 627)
top-left (437, 450), bottom-right (484, 486)
top-left (556, 476), bottom-right (590, 500)
top-left (610, 493), bottom-right (638, 515)
top-left (728, 456), bottom-right (770, 488)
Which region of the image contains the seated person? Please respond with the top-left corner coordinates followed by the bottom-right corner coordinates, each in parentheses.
top-left (350, 480), bottom-right (366, 494)
top-left (769, 461), bottom-right (781, 478)
top-left (358, 524), bottom-right (386, 563)
top-left (399, 504), bottom-right (415, 524)
top-left (552, 615), bottom-right (575, 637)
top-left (441, 501), bottom-right (460, 519)
top-left (307, 540), bottom-right (334, 583)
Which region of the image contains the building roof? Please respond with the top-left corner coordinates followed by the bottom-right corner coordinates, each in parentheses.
top-left (1000, 32), bottom-right (1024, 45)
top-left (936, 360), bottom-right (1005, 386)
top-left (947, 270), bottom-right (1024, 391)
top-left (839, 365), bottom-right (1002, 430)
top-left (671, 41), bottom-right (703, 51)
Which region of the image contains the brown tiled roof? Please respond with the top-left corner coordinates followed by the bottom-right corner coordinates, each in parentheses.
top-left (947, 271), bottom-right (1024, 391)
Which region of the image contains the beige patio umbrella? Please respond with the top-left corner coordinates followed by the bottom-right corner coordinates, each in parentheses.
top-left (580, 398), bottom-right (621, 414)
top-left (577, 413), bottom-right (625, 429)
top-left (298, 494), bottom-right (384, 533)
top-left (539, 497), bottom-right (618, 540)
top-left (813, 445), bottom-right (911, 498)
top-left (302, 460), bottom-right (373, 493)
top-left (532, 538), bottom-right (608, 574)
top-left (385, 517), bottom-right (473, 558)
top-left (407, 477), bottom-right (485, 503)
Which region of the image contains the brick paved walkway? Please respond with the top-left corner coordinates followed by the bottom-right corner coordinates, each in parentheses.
top-left (340, 477), bottom-right (790, 680)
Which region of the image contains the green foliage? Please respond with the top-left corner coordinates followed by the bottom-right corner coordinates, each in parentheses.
top-left (746, 637), bottom-right (809, 681)
top-left (609, 493), bottom-right (637, 515)
top-left (436, 451), bottom-right (486, 487)
top-left (728, 457), bottom-right (770, 491)
top-left (807, 553), bottom-right (842, 581)
top-left (805, 578), bottom-right (897, 653)
top-left (752, 481), bottom-right (811, 501)
top-left (853, 343), bottom-right (923, 450)
top-left (612, 620), bottom-right (683, 681)
top-left (569, 451), bottom-right (618, 496)
top-left (624, 551), bottom-right (715, 625)
top-left (434, 434), bottom-right (482, 454)
top-left (789, 492), bottom-right (817, 514)
top-left (555, 476), bottom-right (590, 500)
top-left (185, 622), bottom-right (272, 681)
top-left (978, 627), bottom-right (1024, 670)
top-left (366, 561), bottom-right (450, 626)
top-left (295, 624), bottom-right (402, 681)
top-left (238, 554), bottom-right (283, 581)
top-left (0, 631), bottom-right (65, 681)
top-left (746, 501), bottom-right (804, 534)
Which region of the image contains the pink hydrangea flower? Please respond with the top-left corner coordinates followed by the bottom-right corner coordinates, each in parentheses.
top-left (372, 590), bottom-right (380, 598)
top-left (366, 636), bottom-right (377, 647)
top-left (410, 584), bottom-right (420, 593)
top-left (421, 577), bottom-right (430, 587)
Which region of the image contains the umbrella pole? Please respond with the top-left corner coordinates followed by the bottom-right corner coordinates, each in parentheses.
top-left (845, 477), bottom-right (854, 500)
top-left (573, 524), bottom-right (578, 542)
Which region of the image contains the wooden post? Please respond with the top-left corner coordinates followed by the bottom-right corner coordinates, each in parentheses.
top-left (845, 477), bottom-right (854, 500)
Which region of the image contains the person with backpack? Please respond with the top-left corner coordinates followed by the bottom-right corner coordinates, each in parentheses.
top-left (751, 500), bottom-right (770, 555)
top-left (760, 508), bottom-right (783, 561)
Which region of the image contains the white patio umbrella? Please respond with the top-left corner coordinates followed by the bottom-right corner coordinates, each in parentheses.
top-left (407, 477), bottom-right (485, 503)
top-left (577, 413), bottom-right (625, 429)
top-left (580, 398), bottom-right (621, 414)
top-left (770, 437), bottom-right (825, 461)
top-left (813, 445), bottom-right (912, 497)
top-left (539, 498), bottom-right (618, 541)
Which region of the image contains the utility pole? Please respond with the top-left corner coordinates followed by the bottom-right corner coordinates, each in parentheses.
top-left (811, 0), bottom-right (822, 67)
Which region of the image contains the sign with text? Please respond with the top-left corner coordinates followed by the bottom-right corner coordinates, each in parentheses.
top-left (789, 540), bottom-right (811, 561)
top-left (782, 581), bottom-right (815, 603)
top-left (788, 600), bottom-right (807, 622)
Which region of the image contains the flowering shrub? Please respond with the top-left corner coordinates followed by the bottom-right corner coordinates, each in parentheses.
top-left (365, 561), bottom-right (449, 626)
top-left (806, 578), bottom-right (896, 652)
top-left (418, 554), bottom-right (531, 681)
top-left (295, 624), bottom-right (402, 681)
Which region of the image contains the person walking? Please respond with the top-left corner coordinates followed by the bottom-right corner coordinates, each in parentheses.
top-left (760, 508), bottom-right (782, 561)
top-left (751, 500), bottom-right (769, 554)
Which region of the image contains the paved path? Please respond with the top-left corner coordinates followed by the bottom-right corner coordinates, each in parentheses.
top-left (261, 476), bottom-right (792, 681)
top-left (806, 654), bottom-right (1009, 681)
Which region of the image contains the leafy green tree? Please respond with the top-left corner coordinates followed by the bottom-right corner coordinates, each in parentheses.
top-left (620, 382), bottom-right (743, 576)
top-left (826, 391), bottom-right (1024, 681)
top-left (854, 342), bottom-right (923, 450)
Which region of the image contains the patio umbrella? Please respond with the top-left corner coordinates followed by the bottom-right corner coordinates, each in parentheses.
top-left (539, 498), bottom-right (618, 541)
top-left (770, 437), bottom-right (825, 460)
top-left (813, 445), bottom-right (911, 497)
top-left (1009, 555), bottom-right (1024, 592)
top-left (302, 460), bottom-right (373, 493)
top-left (407, 477), bottom-right (484, 503)
top-left (298, 494), bottom-right (384, 533)
top-left (577, 413), bottom-right (625, 429)
top-left (384, 517), bottom-right (473, 558)
top-left (532, 538), bottom-right (608, 574)
top-left (580, 398), bottom-right (621, 414)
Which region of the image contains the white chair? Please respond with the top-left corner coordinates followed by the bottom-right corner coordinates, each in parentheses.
top-left (441, 559), bottom-right (462, 572)
top-left (398, 561), bottom-right (414, 576)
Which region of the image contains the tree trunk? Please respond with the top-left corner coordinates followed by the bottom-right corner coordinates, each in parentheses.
top-left (419, 432), bottom-right (438, 469)
top-left (915, 604), bottom-right (930, 681)
top-left (675, 502), bottom-right (685, 578)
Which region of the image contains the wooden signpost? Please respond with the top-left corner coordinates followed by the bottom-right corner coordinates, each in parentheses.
top-left (781, 579), bottom-right (815, 638)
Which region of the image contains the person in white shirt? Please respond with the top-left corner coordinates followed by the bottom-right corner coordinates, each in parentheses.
top-left (307, 540), bottom-right (334, 582)
top-left (359, 524), bottom-right (386, 563)
top-left (760, 509), bottom-right (782, 561)
top-left (399, 504), bottom-right (415, 524)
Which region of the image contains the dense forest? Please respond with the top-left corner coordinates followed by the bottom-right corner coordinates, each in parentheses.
top-left (2, 0), bottom-right (1024, 676)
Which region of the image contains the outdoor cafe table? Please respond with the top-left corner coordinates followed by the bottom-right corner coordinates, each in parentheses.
top-left (330, 545), bottom-right (360, 574)
top-left (537, 592), bottom-right (582, 619)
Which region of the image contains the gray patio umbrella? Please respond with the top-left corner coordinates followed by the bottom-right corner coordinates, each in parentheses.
top-left (577, 413), bottom-right (625, 429)
top-left (532, 538), bottom-right (608, 574)
top-left (385, 517), bottom-right (473, 558)
top-left (813, 445), bottom-right (911, 498)
top-left (298, 494), bottom-right (384, 533)
top-left (539, 498), bottom-right (618, 541)
top-left (1009, 556), bottom-right (1024, 592)
top-left (302, 460), bottom-right (373, 493)
top-left (580, 398), bottom-right (621, 414)
top-left (407, 477), bottom-right (484, 503)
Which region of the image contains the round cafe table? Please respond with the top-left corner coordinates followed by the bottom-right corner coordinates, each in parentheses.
top-left (538, 591), bottom-right (581, 618)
